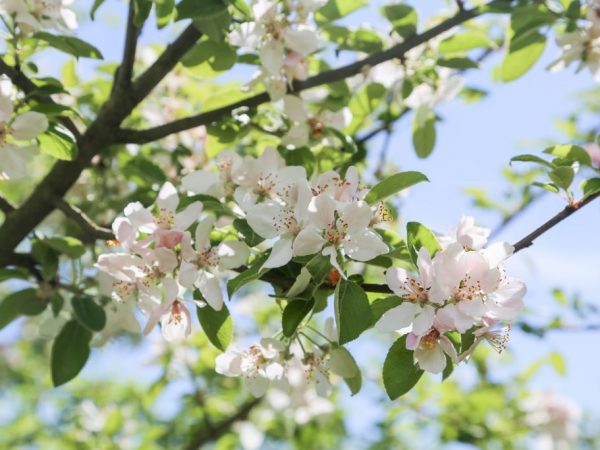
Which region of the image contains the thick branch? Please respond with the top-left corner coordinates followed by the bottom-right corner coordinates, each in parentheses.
top-left (129, 24), bottom-right (201, 106)
top-left (113, 0), bottom-right (140, 92)
top-left (0, 59), bottom-right (81, 139)
top-left (54, 198), bottom-right (113, 241)
top-left (116, 5), bottom-right (484, 144)
top-left (512, 192), bottom-right (600, 253)
top-left (0, 24), bottom-right (202, 255)
top-left (0, 196), bottom-right (15, 214)
top-left (184, 398), bottom-right (261, 450)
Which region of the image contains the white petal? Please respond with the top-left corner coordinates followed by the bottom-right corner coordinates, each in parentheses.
top-left (412, 305), bottom-right (435, 335)
top-left (157, 182), bottom-right (179, 213)
top-left (292, 226), bottom-right (325, 256)
top-left (259, 39), bottom-right (284, 75)
top-left (263, 237), bottom-right (293, 268)
top-left (375, 302), bottom-right (418, 332)
top-left (283, 26), bottom-right (319, 56)
top-left (307, 194), bottom-right (335, 229)
top-left (482, 241), bottom-right (514, 268)
top-left (178, 260), bottom-right (199, 288)
top-left (245, 202), bottom-right (282, 239)
top-left (283, 94), bottom-right (309, 122)
top-left (194, 216), bottom-right (215, 251)
top-left (246, 375), bottom-right (269, 397)
top-left (339, 201), bottom-right (372, 233)
top-left (174, 201), bottom-right (203, 230)
top-left (196, 271), bottom-right (224, 310)
top-left (343, 229), bottom-right (389, 261)
top-left (11, 111), bottom-right (48, 140)
top-left (0, 95), bottom-right (13, 122)
top-left (215, 351), bottom-right (243, 376)
top-left (218, 241), bottom-right (250, 269)
top-left (181, 170), bottom-right (221, 195)
top-left (415, 343), bottom-right (446, 374)
top-left (153, 248), bottom-right (178, 273)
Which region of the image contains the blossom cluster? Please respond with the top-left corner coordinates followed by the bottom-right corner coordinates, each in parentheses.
top-left (216, 328), bottom-right (353, 399)
top-left (0, 0), bottom-right (77, 34)
top-left (97, 146), bottom-right (389, 342)
top-left (550, 2), bottom-right (600, 81)
top-left (229, 0), bottom-right (326, 99)
top-left (376, 216), bottom-right (526, 373)
top-left (0, 91), bottom-right (48, 180)
top-left (183, 146), bottom-right (390, 273)
top-left (96, 182), bottom-right (250, 341)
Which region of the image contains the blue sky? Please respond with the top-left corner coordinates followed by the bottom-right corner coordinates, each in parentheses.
top-left (2, 0), bottom-right (600, 441)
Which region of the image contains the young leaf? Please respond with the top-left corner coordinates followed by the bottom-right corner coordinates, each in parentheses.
top-left (282, 299), bottom-right (315, 337)
top-left (227, 252), bottom-right (270, 297)
top-left (438, 30), bottom-right (494, 53)
top-left (196, 302), bottom-right (233, 351)
top-left (233, 218), bottom-right (265, 247)
top-left (370, 295), bottom-right (403, 326)
top-left (315, 0), bottom-right (368, 24)
top-left (412, 115), bottom-right (436, 158)
top-left (382, 335), bottom-right (423, 399)
top-left (177, 0), bottom-right (227, 20)
top-left (500, 31), bottom-right (546, 82)
top-left (14, 288), bottom-right (47, 316)
top-left (155, 0), bottom-right (176, 28)
top-left (406, 222), bottom-right (441, 264)
top-left (71, 297), bottom-right (106, 332)
top-left (510, 153), bottom-right (555, 169)
top-left (548, 166), bottom-right (575, 190)
top-left (51, 320), bottom-right (92, 387)
top-left (381, 4), bottom-right (417, 38)
top-left (39, 127), bottom-right (78, 161)
top-left (543, 144), bottom-right (592, 166)
top-left (35, 32), bottom-right (104, 59)
top-left (43, 237), bottom-right (86, 258)
top-left (90, 0), bottom-right (107, 19)
top-left (365, 171), bottom-right (428, 204)
top-left (334, 279), bottom-right (372, 345)
top-left (582, 178), bottom-right (600, 197)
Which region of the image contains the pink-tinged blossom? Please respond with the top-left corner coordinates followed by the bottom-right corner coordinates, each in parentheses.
top-left (142, 278), bottom-right (192, 342)
top-left (406, 314), bottom-right (458, 374)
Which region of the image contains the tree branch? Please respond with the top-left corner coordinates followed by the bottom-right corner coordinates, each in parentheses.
top-left (129, 24), bottom-right (201, 106)
top-left (113, 0), bottom-right (140, 93)
top-left (0, 24), bottom-right (202, 255)
top-left (0, 59), bottom-right (81, 139)
top-left (0, 195), bottom-right (15, 214)
top-left (54, 198), bottom-right (114, 241)
top-left (184, 398), bottom-right (261, 450)
top-left (512, 192), bottom-right (600, 253)
top-left (115, 5), bottom-right (485, 145)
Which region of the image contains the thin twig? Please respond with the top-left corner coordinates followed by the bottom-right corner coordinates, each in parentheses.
top-left (115, 4), bottom-right (486, 144)
top-left (184, 398), bottom-right (261, 450)
top-left (513, 192), bottom-right (600, 253)
top-left (113, 0), bottom-right (140, 93)
top-left (53, 198), bottom-right (114, 241)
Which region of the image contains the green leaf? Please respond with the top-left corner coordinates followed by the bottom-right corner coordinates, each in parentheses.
top-left (582, 178), bottom-right (600, 197)
top-left (406, 222), bottom-right (441, 264)
top-left (438, 57), bottom-right (479, 69)
top-left (43, 237), bottom-right (86, 258)
top-left (177, 0), bottom-right (227, 20)
top-left (334, 279), bottom-right (372, 345)
top-left (329, 346), bottom-right (358, 378)
top-left (156, 0), bottom-right (176, 28)
top-left (549, 166), bottom-right (575, 190)
top-left (370, 295), bottom-right (403, 326)
top-left (510, 153), bottom-right (555, 169)
top-left (51, 320), bottom-right (92, 387)
top-left (533, 182), bottom-right (560, 193)
top-left (315, 0), bottom-right (368, 24)
top-left (35, 32), bottom-right (104, 59)
top-left (193, 8), bottom-right (231, 42)
top-left (412, 115), bottom-right (436, 158)
top-left (282, 299), bottom-right (315, 337)
top-left (438, 30), bottom-right (494, 53)
top-left (543, 144), bottom-right (592, 166)
top-left (233, 218), bottom-right (264, 247)
top-left (382, 335), bottom-right (423, 399)
top-left (381, 4), bottom-right (417, 38)
top-left (0, 267), bottom-right (30, 282)
top-left (196, 302), bottom-right (233, 351)
top-left (0, 289), bottom-right (46, 324)
top-left (38, 127), bottom-right (78, 161)
top-left (71, 297), bottom-right (106, 332)
top-left (343, 364), bottom-right (362, 396)
top-left (442, 355), bottom-right (454, 381)
top-left (500, 30), bottom-right (546, 82)
top-left (365, 171), bottom-right (429, 205)
top-left (182, 39), bottom-right (236, 75)
top-left (282, 147), bottom-right (317, 177)
top-left (31, 240), bottom-right (59, 281)
top-left (227, 252), bottom-right (270, 298)
top-left (134, 0), bottom-right (153, 26)
top-left (90, 0), bottom-right (107, 19)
